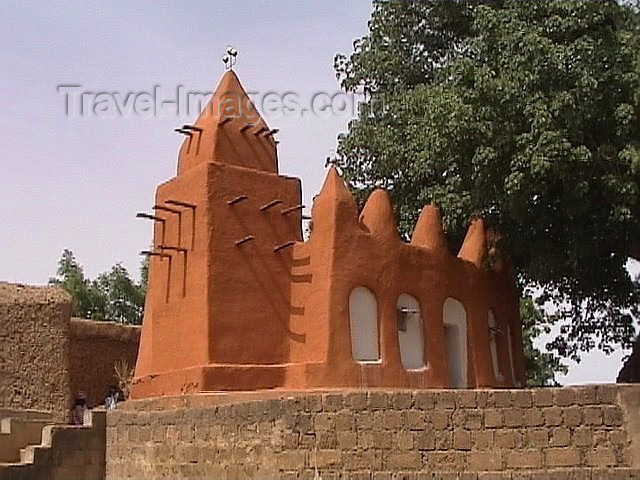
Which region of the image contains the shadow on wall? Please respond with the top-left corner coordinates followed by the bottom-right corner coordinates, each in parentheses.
top-left (68, 318), bottom-right (140, 410)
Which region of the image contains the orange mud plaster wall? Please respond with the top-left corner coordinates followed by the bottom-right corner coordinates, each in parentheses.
top-left (132, 70), bottom-right (524, 399)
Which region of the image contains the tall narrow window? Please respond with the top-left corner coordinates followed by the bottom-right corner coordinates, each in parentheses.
top-left (488, 310), bottom-right (504, 382)
top-left (348, 287), bottom-right (380, 362)
top-left (396, 294), bottom-right (426, 370)
top-left (443, 298), bottom-right (468, 388)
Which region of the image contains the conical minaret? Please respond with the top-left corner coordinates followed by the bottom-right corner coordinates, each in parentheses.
top-left (311, 167), bottom-right (358, 235)
top-left (177, 70), bottom-right (277, 175)
top-left (133, 67), bottom-right (303, 398)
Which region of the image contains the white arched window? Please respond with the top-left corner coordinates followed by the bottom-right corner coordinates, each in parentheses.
top-left (348, 287), bottom-right (380, 362)
top-left (396, 294), bottom-right (426, 370)
top-left (442, 298), bottom-right (468, 388)
top-left (488, 310), bottom-right (504, 382)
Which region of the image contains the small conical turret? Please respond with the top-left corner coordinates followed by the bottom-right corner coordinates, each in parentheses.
top-left (177, 70), bottom-right (277, 175)
top-left (311, 167), bottom-right (358, 232)
top-left (411, 204), bottom-right (448, 251)
top-left (359, 189), bottom-right (400, 240)
top-left (457, 217), bottom-right (487, 266)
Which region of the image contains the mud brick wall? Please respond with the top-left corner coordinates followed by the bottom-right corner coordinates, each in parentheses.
top-left (0, 282), bottom-right (141, 422)
top-left (0, 283), bottom-right (72, 422)
top-left (68, 318), bottom-right (140, 408)
top-left (106, 386), bottom-right (640, 479)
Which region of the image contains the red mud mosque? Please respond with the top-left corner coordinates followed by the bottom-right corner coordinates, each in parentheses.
top-left (131, 69), bottom-right (525, 399)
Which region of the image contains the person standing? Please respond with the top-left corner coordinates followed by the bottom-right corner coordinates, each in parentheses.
top-left (71, 392), bottom-right (87, 425)
top-left (105, 385), bottom-right (119, 410)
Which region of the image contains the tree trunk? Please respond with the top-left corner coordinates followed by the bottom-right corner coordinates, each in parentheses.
top-left (617, 335), bottom-right (640, 383)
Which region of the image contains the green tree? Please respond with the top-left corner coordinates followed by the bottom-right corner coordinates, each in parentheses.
top-left (521, 297), bottom-right (568, 386)
top-left (94, 264), bottom-right (145, 325)
top-left (335, 0), bottom-right (640, 364)
top-left (49, 250), bottom-right (145, 325)
top-left (48, 249), bottom-right (105, 319)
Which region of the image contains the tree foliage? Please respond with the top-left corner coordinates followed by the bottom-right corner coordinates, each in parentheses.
top-left (49, 249), bottom-right (146, 325)
top-left (335, 0), bottom-right (640, 362)
top-left (521, 297), bottom-right (568, 386)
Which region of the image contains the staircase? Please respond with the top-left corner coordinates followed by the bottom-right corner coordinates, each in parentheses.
top-left (0, 413), bottom-right (54, 463)
top-left (0, 409), bottom-right (105, 480)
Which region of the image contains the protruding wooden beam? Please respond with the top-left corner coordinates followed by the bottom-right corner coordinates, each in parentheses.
top-left (136, 213), bottom-right (164, 222)
top-left (154, 205), bottom-right (181, 215)
top-left (274, 241), bottom-right (295, 252)
top-left (154, 205), bottom-right (183, 247)
top-left (227, 195), bottom-right (248, 206)
top-left (165, 199), bottom-right (197, 250)
top-left (235, 235), bottom-right (255, 246)
top-left (158, 245), bottom-right (187, 253)
top-left (260, 199), bottom-right (282, 211)
top-left (281, 204), bottom-right (305, 215)
top-left (136, 212), bottom-right (167, 245)
top-left (181, 125), bottom-right (203, 154)
top-left (140, 250), bottom-right (171, 258)
top-left (165, 199), bottom-right (196, 209)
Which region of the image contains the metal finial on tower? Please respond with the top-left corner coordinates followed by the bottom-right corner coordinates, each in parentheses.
top-left (324, 149), bottom-right (337, 168)
top-left (222, 46), bottom-right (238, 70)
top-left (324, 157), bottom-right (338, 168)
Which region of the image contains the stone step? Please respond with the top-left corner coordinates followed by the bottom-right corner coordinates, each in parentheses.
top-left (0, 418), bottom-right (54, 463)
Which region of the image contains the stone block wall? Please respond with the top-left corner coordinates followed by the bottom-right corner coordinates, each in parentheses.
top-left (69, 318), bottom-right (140, 408)
top-left (0, 283), bottom-right (72, 422)
top-left (106, 386), bottom-right (640, 479)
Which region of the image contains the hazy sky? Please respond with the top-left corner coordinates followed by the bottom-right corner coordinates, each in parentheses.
top-left (0, 0), bottom-right (631, 385)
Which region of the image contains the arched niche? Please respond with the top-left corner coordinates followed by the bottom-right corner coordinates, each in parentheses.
top-left (348, 286), bottom-right (380, 362)
top-left (488, 310), bottom-right (505, 382)
top-left (442, 298), bottom-right (468, 388)
top-left (396, 294), bottom-right (426, 370)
